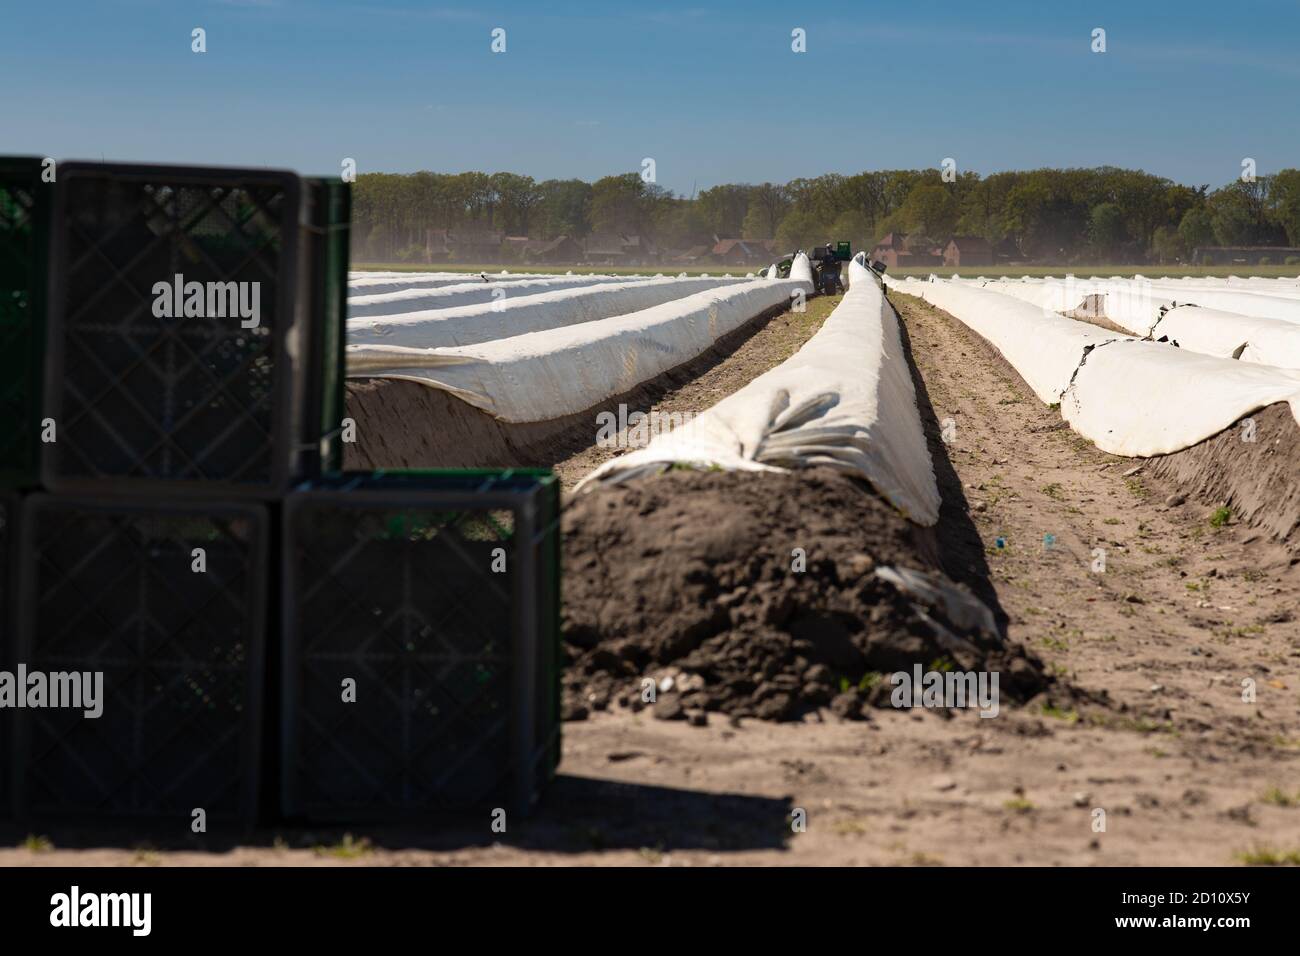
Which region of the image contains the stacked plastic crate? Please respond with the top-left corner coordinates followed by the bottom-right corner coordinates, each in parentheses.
top-left (280, 469), bottom-right (561, 821)
top-left (8, 163), bottom-right (335, 824)
top-left (3, 158), bottom-right (560, 827)
top-left (0, 158), bottom-right (51, 818)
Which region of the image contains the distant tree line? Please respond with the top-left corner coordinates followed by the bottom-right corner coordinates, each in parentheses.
top-left (351, 167), bottom-right (1300, 264)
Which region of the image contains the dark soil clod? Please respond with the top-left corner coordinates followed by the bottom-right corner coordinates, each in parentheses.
top-left (561, 467), bottom-right (1054, 722)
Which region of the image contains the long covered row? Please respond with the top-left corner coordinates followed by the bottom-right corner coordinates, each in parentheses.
top-left (891, 277), bottom-right (1122, 403)
top-left (1151, 306), bottom-right (1300, 369)
top-left (350, 274), bottom-right (749, 321)
top-left (581, 260), bottom-right (942, 526)
top-left (892, 276), bottom-right (1300, 457)
top-left (975, 276), bottom-right (1300, 368)
top-left (346, 257), bottom-right (814, 423)
top-left (348, 275), bottom-right (762, 349)
top-left (347, 270), bottom-right (637, 297)
top-left (980, 276), bottom-right (1300, 331)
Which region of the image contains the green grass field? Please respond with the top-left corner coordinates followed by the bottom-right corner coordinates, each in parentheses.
top-left (354, 261), bottom-right (1300, 280)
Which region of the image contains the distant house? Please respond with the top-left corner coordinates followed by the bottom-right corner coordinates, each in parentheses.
top-left (449, 229), bottom-right (504, 262)
top-left (584, 233), bottom-right (658, 265)
top-left (710, 238), bottom-right (772, 266)
top-left (870, 232), bottom-right (943, 268)
top-left (898, 251), bottom-right (944, 267)
top-left (425, 228), bottom-right (453, 262)
top-left (1192, 246), bottom-right (1300, 266)
top-left (500, 236), bottom-right (531, 260)
top-left (669, 243), bottom-right (712, 265)
top-left (870, 231), bottom-right (906, 252)
top-left (710, 239), bottom-right (749, 265)
top-left (584, 233), bottom-right (630, 265)
top-left (943, 236), bottom-right (994, 267)
top-left (524, 235), bottom-right (583, 264)
top-left (620, 234), bottom-right (658, 265)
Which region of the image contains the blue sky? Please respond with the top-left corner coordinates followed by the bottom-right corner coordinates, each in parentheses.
top-left (3, 0), bottom-right (1298, 194)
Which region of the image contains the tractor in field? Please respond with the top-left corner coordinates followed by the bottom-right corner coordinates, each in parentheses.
top-left (772, 240), bottom-right (852, 295)
top-left (810, 241), bottom-right (850, 295)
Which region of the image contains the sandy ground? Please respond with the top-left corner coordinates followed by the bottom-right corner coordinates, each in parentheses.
top-left (5, 291), bottom-right (1299, 867)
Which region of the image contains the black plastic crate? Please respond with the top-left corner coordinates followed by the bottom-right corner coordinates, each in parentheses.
top-left (43, 162), bottom-right (322, 496)
top-left (0, 493), bottom-right (16, 818)
top-left (0, 157), bottom-right (51, 488)
top-left (281, 470), bottom-right (561, 821)
top-left (12, 495), bottom-right (268, 823)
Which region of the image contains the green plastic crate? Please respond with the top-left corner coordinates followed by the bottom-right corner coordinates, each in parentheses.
top-left (281, 469), bottom-right (561, 821)
top-left (0, 157), bottom-right (51, 488)
top-left (43, 161), bottom-right (310, 495)
top-left (12, 494), bottom-right (270, 823)
top-left (302, 178), bottom-right (350, 475)
top-left (0, 492), bottom-right (15, 818)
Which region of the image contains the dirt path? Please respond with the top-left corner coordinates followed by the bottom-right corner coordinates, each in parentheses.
top-left (6, 292), bottom-right (1300, 867)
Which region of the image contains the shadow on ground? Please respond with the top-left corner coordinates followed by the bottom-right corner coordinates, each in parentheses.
top-left (0, 776), bottom-right (793, 855)
top-left (891, 292), bottom-right (1009, 634)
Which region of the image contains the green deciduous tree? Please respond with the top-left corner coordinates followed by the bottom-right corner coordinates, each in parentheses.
top-left (1178, 207), bottom-right (1215, 254)
top-left (1088, 203), bottom-right (1126, 259)
top-left (1150, 225), bottom-right (1183, 263)
top-left (774, 209), bottom-right (827, 253)
top-left (349, 164), bottom-right (1300, 265)
top-left (899, 181), bottom-right (959, 238)
top-left (536, 179), bottom-right (593, 238)
top-left (827, 210), bottom-right (873, 253)
top-left (1269, 169), bottom-right (1300, 245)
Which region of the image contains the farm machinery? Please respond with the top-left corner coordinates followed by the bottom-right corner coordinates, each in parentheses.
top-left (773, 241), bottom-right (852, 294)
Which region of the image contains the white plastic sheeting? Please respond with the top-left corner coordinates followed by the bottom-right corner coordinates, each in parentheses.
top-left (1221, 277), bottom-right (1300, 298)
top-left (893, 276), bottom-right (1300, 456)
top-left (1138, 284), bottom-right (1300, 325)
top-left (759, 253), bottom-right (817, 282)
top-left (981, 277), bottom-right (1300, 329)
top-left (972, 278), bottom-right (1096, 310)
top-left (1062, 341), bottom-right (1300, 456)
top-left (347, 276), bottom-right (756, 349)
top-left (897, 277), bottom-right (1125, 403)
top-left (1153, 306), bottom-right (1300, 369)
top-left (975, 278), bottom-right (1167, 334)
top-left (346, 269), bottom-right (812, 422)
top-left (348, 273), bottom-right (515, 294)
top-left (1087, 281), bottom-right (1171, 334)
top-left (576, 261), bottom-right (942, 525)
top-left (350, 269), bottom-right (579, 282)
top-left (348, 271), bottom-right (629, 297)
top-left (348, 274), bottom-right (673, 316)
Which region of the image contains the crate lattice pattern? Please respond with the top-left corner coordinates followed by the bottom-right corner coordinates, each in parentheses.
top-left (0, 496), bottom-right (12, 816)
top-left (0, 174), bottom-right (40, 474)
top-left (53, 175), bottom-right (288, 485)
top-left (22, 502), bottom-right (262, 818)
top-left (289, 504), bottom-right (523, 810)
